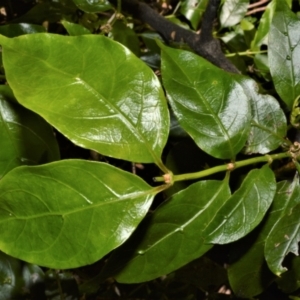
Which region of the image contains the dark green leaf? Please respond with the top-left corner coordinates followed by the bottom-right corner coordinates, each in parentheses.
top-left (0, 87), bottom-right (60, 179)
top-left (101, 179), bottom-right (230, 283)
top-left (160, 42), bottom-right (251, 159)
top-left (0, 23), bottom-right (45, 38)
top-left (219, 0), bottom-right (249, 29)
top-left (269, 0), bottom-right (300, 110)
top-left (204, 165), bottom-right (276, 244)
top-left (0, 160), bottom-right (157, 268)
top-left (0, 34), bottom-right (169, 165)
top-left (179, 0), bottom-right (208, 30)
top-left (72, 0), bottom-right (112, 12)
top-left (61, 20), bottom-right (91, 35)
top-left (236, 77), bottom-right (287, 154)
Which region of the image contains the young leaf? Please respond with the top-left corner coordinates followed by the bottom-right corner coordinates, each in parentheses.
top-left (61, 20), bottom-right (91, 36)
top-left (0, 160), bottom-right (157, 268)
top-left (160, 43), bottom-right (251, 159)
top-left (0, 87), bottom-right (60, 179)
top-left (72, 0), bottom-right (112, 12)
top-left (265, 203), bottom-right (300, 275)
top-left (236, 77), bottom-right (287, 154)
top-left (101, 179), bottom-right (231, 283)
top-left (219, 0), bottom-right (249, 29)
top-left (204, 165), bottom-right (276, 244)
top-left (0, 34), bottom-right (169, 166)
top-left (269, 0), bottom-right (300, 110)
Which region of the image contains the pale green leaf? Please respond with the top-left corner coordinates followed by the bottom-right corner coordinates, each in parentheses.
top-left (160, 42), bottom-right (251, 159)
top-left (0, 34), bottom-right (169, 165)
top-left (61, 20), bottom-right (91, 36)
top-left (0, 160), bottom-right (157, 268)
top-left (219, 0), bottom-right (249, 29)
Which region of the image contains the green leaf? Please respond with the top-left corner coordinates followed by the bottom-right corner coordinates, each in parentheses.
top-left (219, 0), bottom-right (249, 29)
top-left (179, 0), bottom-right (208, 30)
top-left (251, 1), bottom-right (275, 51)
top-left (0, 23), bottom-right (45, 38)
top-left (72, 0), bottom-right (112, 12)
top-left (61, 20), bottom-right (91, 36)
top-left (0, 34), bottom-right (169, 165)
top-left (204, 165), bottom-right (276, 244)
top-left (265, 203), bottom-right (300, 275)
top-left (160, 43), bottom-right (251, 159)
top-left (0, 160), bottom-right (157, 268)
top-left (101, 179), bottom-right (230, 283)
top-left (0, 86), bottom-right (60, 179)
top-left (269, 0), bottom-right (300, 110)
top-left (236, 77), bottom-right (287, 154)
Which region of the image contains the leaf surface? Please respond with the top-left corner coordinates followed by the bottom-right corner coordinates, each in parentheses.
top-left (61, 20), bottom-right (91, 35)
top-left (204, 165), bottom-right (276, 244)
top-left (101, 180), bottom-right (230, 283)
top-left (0, 87), bottom-right (60, 179)
top-left (269, 0), bottom-right (300, 109)
top-left (219, 0), bottom-right (249, 29)
top-left (0, 34), bottom-right (169, 165)
top-left (160, 43), bottom-right (251, 159)
top-left (72, 0), bottom-right (112, 12)
top-left (236, 77), bottom-right (287, 154)
top-left (0, 160), bottom-right (157, 268)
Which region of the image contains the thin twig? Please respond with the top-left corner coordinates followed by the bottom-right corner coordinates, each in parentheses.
top-left (246, 5), bottom-right (268, 15)
top-left (248, 0), bottom-right (269, 9)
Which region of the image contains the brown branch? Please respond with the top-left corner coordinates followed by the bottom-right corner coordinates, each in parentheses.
top-left (108, 0), bottom-right (239, 73)
top-left (246, 6), bottom-right (268, 15)
top-left (248, 0), bottom-right (270, 9)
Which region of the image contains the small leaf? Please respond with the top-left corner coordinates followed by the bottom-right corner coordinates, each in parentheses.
top-left (61, 20), bottom-right (91, 36)
top-left (265, 203), bottom-right (300, 275)
top-left (269, 0), bottom-right (300, 110)
top-left (72, 0), bottom-right (112, 12)
top-left (160, 43), bottom-right (251, 159)
top-left (236, 77), bottom-right (287, 154)
top-left (251, 1), bottom-right (275, 51)
top-left (204, 165), bottom-right (276, 244)
top-left (101, 179), bottom-right (230, 283)
top-left (0, 34), bottom-right (169, 165)
top-left (180, 0), bottom-right (208, 30)
top-left (0, 160), bottom-right (157, 268)
top-left (0, 87), bottom-right (60, 179)
top-left (219, 0), bottom-right (249, 29)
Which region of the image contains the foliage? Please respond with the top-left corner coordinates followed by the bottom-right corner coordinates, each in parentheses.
top-left (0, 0), bottom-right (299, 299)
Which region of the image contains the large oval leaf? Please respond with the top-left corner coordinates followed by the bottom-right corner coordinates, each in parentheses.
top-left (160, 43), bottom-right (251, 159)
top-left (269, 0), bottom-right (300, 110)
top-left (204, 165), bottom-right (277, 244)
top-left (0, 86), bottom-right (60, 179)
top-left (0, 34), bottom-right (169, 165)
top-left (0, 160), bottom-right (157, 268)
top-left (100, 179), bottom-right (230, 283)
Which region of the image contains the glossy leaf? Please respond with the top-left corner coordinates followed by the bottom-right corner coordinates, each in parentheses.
top-left (219, 0), bottom-right (249, 29)
top-left (0, 87), bottom-right (60, 179)
top-left (0, 34), bottom-right (169, 165)
top-left (0, 23), bottom-right (45, 38)
top-left (180, 0), bottom-right (208, 30)
top-left (72, 0), bottom-right (112, 12)
top-left (61, 20), bottom-right (91, 35)
top-left (204, 165), bottom-right (276, 244)
top-left (160, 42), bottom-right (251, 159)
top-left (265, 203), bottom-right (300, 275)
top-left (101, 179), bottom-right (230, 283)
top-left (251, 1), bottom-right (275, 51)
top-left (237, 77), bottom-right (287, 154)
top-left (269, 0), bottom-right (300, 110)
top-left (0, 160), bottom-right (157, 268)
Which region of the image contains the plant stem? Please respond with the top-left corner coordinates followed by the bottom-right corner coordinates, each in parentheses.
top-left (154, 152), bottom-right (291, 183)
top-left (225, 50), bottom-right (267, 57)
